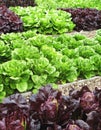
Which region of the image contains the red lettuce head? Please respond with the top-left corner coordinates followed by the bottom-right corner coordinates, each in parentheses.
top-left (29, 85), bottom-right (80, 130)
top-left (67, 124), bottom-right (82, 130)
top-left (0, 5), bottom-right (23, 34)
top-left (1, 85), bottom-right (101, 130)
top-left (79, 86), bottom-right (99, 113)
top-left (0, 93), bottom-right (29, 130)
top-left (0, 120), bottom-right (6, 130)
top-left (66, 120), bottom-right (90, 130)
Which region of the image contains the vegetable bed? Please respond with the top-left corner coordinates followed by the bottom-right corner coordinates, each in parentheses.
top-left (0, 0), bottom-right (101, 129)
top-left (1, 30), bottom-right (101, 100)
top-left (0, 84), bottom-right (101, 130)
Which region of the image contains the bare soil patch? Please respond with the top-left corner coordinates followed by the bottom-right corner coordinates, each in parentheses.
top-left (58, 76), bottom-right (101, 95)
top-left (68, 30), bottom-right (97, 38)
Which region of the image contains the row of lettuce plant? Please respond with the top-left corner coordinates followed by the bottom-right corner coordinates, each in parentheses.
top-left (1, 0), bottom-right (101, 35)
top-left (2, 4), bottom-right (101, 35)
top-left (58, 8), bottom-right (101, 31)
top-left (9, 6), bottom-right (75, 34)
top-left (35, 0), bottom-right (101, 9)
top-left (0, 84), bottom-right (101, 130)
top-left (9, 6), bottom-right (101, 33)
top-left (0, 5), bottom-right (23, 34)
top-left (0, 4), bottom-right (75, 35)
top-left (1, 0), bottom-right (101, 9)
top-left (0, 30), bottom-right (101, 100)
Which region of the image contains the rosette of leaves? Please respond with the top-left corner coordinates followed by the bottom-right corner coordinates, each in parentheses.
top-left (0, 59), bottom-right (33, 95)
top-left (1, 85), bottom-right (101, 129)
top-left (92, 44), bottom-right (101, 55)
top-left (0, 40), bottom-right (11, 63)
top-left (90, 54), bottom-right (101, 75)
top-left (36, 0), bottom-right (101, 9)
top-left (11, 45), bottom-right (40, 60)
top-left (58, 8), bottom-right (101, 31)
top-left (69, 85), bottom-right (101, 130)
top-left (75, 57), bottom-right (95, 79)
top-left (0, 5), bottom-right (23, 34)
top-left (10, 7), bottom-right (75, 34)
top-left (77, 46), bottom-right (96, 58)
top-left (29, 85), bottom-right (80, 130)
top-left (77, 86), bottom-right (99, 113)
top-left (0, 93), bottom-right (29, 130)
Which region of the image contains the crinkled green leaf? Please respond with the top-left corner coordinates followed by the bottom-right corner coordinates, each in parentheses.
top-left (0, 91), bottom-right (6, 102)
top-left (16, 81), bottom-right (28, 92)
top-left (46, 65), bottom-right (56, 74)
top-left (1, 60), bottom-right (27, 77)
top-left (0, 84), bottom-right (4, 92)
top-left (31, 75), bottom-right (47, 85)
top-left (12, 45), bottom-right (40, 60)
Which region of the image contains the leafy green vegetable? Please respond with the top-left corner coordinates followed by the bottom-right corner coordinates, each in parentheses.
top-left (11, 45), bottom-right (40, 60)
top-left (0, 30), bottom-right (101, 98)
top-left (0, 40), bottom-right (11, 63)
top-left (0, 84), bottom-right (4, 92)
top-left (31, 74), bottom-right (47, 86)
top-left (0, 60), bottom-right (32, 94)
top-left (0, 60), bottom-right (27, 77)
top-left (73, 33), bottom-right (86, 40)
top-left (0, 91), bottom-right (6, 102)
top-left (90, 54), bottom-right (101, 75)
top-left (35, 0), bottom-right (101, 9)
top-left (16, 81), bottom-right (28, 92)
top-left (27, 34), bottom-right (52, 49)
top-left (10, 7), bottom-right (75, 34)
top-left (83, 38), bottom-right (99, 46)
top-left (75, 57), bottom-right (95, 78)
top-left (78, 46), bottom-right (96, 58)
top-left (92, 44), bottom-right (101, 55)
top-left (62, 48), bottom-right (79, 58)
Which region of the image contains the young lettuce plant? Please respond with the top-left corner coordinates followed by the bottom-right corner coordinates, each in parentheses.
top-left (0, 5), bottom-right (23, 34)
top-left (1, 85), bottom-right (101, 129)
top-left (0, 59), bottom-right (33, 94)
top-left (10, 7), bottom-right (75, 34)
top-left (29, 85), bottom-right (79, 130)
top-left (0, 93), bottom-right (29, 130)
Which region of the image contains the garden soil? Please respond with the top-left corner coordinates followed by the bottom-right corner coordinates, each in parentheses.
top-left (68, 30), bottom-right (97, 38)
